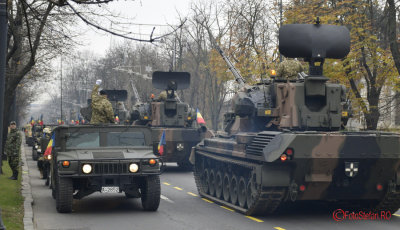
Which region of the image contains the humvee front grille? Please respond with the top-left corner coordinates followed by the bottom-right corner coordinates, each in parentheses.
top-left (92, 162), bottom-right (129, 174)
top-left (246, 132), bottom-right (276, 156)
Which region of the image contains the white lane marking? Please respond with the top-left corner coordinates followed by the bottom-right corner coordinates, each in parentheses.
top-left (160, 194), bottom-right (174, 203)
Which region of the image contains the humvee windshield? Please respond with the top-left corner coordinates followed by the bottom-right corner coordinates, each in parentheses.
top-left (66, 133), bottom-right (99, 148)
top-left (65, 131), bottom-right (146, 148)
top-left (106, 132), bottom-right (145, 146)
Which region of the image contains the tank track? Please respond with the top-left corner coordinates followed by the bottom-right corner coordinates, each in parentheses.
top-left (194, 150), bottom-right (286, 215)
top-left (373, 184), bottom-right (400, 214)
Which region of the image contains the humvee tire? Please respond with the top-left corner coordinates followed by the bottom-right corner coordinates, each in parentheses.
top-left (51, 166), bottom-right (56, 199)
top-left (32, 149), bottom-right (38, 161)
top-left (141, 175), bottom-right (161, 211)
top-left (56, 176), bottom-right (73, 213)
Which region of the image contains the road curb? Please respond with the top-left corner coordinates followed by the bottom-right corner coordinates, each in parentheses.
top-left (21, 136), bottom-right (35, 230)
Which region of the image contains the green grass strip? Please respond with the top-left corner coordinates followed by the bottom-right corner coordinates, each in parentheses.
top-left (0, 161), bottom-right (24, 230)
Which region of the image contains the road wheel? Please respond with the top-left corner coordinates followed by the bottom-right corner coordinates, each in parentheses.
top-left (238, 176), bottom-right (247, 208)
top-left (246, 174), bottom-right (257, 208)
top-left (141, 175), bottom-right (161, 211)
top-left (201, 168), bottom-right (210, 194)
top-left (32, 149), bottom-right (38, 161)
top-left (222, 173), bottom-right (230, 202)
top-left (56, 176), bottom-right (73, 213)
top-left (209, 169), bottom-right (216, 196)
top-left (230, 175), bottom-right (238, 205)
top-left (215, 171), bottom-right (223, 199)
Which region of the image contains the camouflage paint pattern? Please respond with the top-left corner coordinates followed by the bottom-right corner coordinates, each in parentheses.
top-left (152, 127), bottom-right (204, 163)
top-left (90, 84), bottom-right (115, 124)
top-left (5, 129), bottom-right (21, 172)
top-left (192, 24), bottom-right (399, 215)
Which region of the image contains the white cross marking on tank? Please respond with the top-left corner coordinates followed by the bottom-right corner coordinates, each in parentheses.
top-left (177, 143), bottom-right (184, 151)
top-left (345, 163), bottom-right (358, 177)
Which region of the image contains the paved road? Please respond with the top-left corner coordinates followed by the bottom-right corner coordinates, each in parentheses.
top-left (24, 143), bottom-right (400, 230)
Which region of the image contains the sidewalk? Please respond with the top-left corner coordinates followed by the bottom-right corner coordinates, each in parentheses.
top-left (21, 135), bottom-right (35, 230)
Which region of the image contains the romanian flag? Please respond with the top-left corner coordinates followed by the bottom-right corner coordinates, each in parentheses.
top-left (196, 108), bottom-right (205, 124)
top-left (157, 130), bottom-right (166, 155)
top-left (44, 132), bottom-right (55, 157)
top-left (30, 117), bottom-right (35, 126)
top-left (115, 116), bottom-right (120, 123)
top-left (39, 114), bottom-right (43, 126)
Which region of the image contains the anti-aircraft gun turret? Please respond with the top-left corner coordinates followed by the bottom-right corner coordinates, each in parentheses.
top-left (129, 80), bottom-right (152, 125)
top-left (192, 22), bottom-right (400, 215)
top-left (144, 71), bottom-right (210, 170)
top-left (221, 23), bottom-right (351, 134)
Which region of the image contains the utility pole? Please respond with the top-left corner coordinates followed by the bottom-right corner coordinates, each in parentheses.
top-left (0, 0), bottom-right (7, 174)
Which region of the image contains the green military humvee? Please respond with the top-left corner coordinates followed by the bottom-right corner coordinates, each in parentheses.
top-left (49, 125), bottom-right (161, 213)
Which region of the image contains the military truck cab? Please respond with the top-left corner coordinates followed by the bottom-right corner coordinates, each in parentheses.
top-left (50, 125), bottom-right (161, 213)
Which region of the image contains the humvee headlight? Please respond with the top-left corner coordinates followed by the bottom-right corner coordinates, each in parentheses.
top-left (37, 149), bottom-right (41, 153)
top-left (82, 164), bottom-right (92, 174)
top-left (35, 145), bottom-right (38, 149)
top-left (129, 163), bottom-right (139, 173)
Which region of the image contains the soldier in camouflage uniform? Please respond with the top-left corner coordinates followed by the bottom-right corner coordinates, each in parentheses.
top-left (37, 127), bottom-right (51, 179)
top-left (276, 59), bottom-right (304, 80)
top-left (90, 79), bottom-right (115, 124)
top-left (5, 121), bottom-right (21, 180)
top-left (158, 91), bottom-right (167, 101)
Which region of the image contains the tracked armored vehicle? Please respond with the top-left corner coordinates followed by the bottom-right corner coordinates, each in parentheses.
top-left (192, 23), bottom-right (400, 215)
top-left (146, 71), bottom-right (210, 170)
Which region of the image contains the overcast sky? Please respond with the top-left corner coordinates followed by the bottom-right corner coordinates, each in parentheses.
top-left (75, 0), bottom-right (192, 56)
top-left (31, 0), bottom-right (193, 109)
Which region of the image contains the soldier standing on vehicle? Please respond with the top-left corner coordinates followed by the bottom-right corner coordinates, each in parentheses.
top-left (5, 121), bottom-right (21, 180)
top-left (90, 79), bottom-right (115, 124)
top-left (276, 59), bottom-right (304, 80)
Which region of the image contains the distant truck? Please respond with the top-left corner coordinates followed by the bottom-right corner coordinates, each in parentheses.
top-left (49, 125), bottom-right (161, 213)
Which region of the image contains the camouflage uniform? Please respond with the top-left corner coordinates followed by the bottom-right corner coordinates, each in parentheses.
top-left (5, 128), bottom-right (21, 179)
top-left (38, 131), bottom-right (51, 179)
top-left (90, 84), bottom-right (115, 124)
top-left (276, 59), bottom-right (303, 80)
top-left (158, 91), bottom-right (167, 101)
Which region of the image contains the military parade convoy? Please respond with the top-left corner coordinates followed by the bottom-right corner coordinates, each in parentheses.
top-left (22, 22), bottom-right (400, 217)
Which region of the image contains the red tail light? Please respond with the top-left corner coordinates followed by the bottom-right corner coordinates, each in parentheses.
top-left (299, 185), bottom-right (306, 192)
top-left (286, 148), bottom-right (293, 156)
top-left (376, 184), bottom-right (383, 191)
top-left (280, 154), bottom-right (288, 162)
